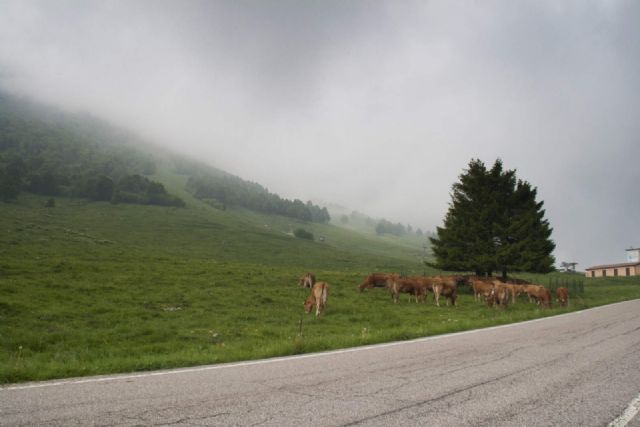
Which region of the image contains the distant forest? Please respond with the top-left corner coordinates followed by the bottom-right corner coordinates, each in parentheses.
top-left (0, 93), bottom-right (331, 222)
top-left (339, 210), bottom-right (431, 238)
top-left (176, 158), bottom-right (330, 223)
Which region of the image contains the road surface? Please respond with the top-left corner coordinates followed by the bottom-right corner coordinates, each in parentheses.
top-left (2, 300), bottom-right (640, 426)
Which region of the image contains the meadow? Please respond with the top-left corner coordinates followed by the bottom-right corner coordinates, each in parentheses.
top-left (2, 194), bottom-right (640, 384)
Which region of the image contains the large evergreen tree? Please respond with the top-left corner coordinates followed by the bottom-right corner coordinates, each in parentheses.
top-left (430, 159), bottom-right (555, 278)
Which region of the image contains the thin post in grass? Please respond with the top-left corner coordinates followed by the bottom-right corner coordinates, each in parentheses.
top-left (298, 313), bottom-right (304, 337)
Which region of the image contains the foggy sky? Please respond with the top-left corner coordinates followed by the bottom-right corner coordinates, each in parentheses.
top-left (1, 0), bottom-right (639, 269)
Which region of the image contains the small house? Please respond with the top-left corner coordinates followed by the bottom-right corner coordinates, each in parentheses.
top-left (585, 248), bottom-right (640, 278)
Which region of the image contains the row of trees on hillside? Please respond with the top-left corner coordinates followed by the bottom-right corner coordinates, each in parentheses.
top-left (430, 159), bottom-right (555, 278)
top-left (339, 211), bottom-right (428, 237)
top-left (185, 173), bottom-right (330, 223)
top-left (375, 219), bottom-right (410, 236)
top-left (0, 155), bottom-right (184, 207)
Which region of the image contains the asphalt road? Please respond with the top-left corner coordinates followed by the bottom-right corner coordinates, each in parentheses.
top-left (3, 300), bottom-right (640, 426)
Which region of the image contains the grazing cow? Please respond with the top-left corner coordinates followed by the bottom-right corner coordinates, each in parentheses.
top-left (298, 272), bottom-right (316, 289)
top-left (556, 287), bottom-right (569, 307)
top-left (411, 277), bottom-right (434, 302)
top-left (386, 276), bottom-right (426, 303)
top-left (523, 284), bottom-right (544, 304)
top-left (504, 283), bottom-right (525, 304)
top-left (524, 284), bottom-right (552, 308)
top-left (491, 281), bottom-right (510, 307)
top-left (468, 276), bottom-right (495, 302)
top-left (431, 276), bottom-right (458, 307)
top-left (358, 273), bottom-right (392, 292)
top-left (304, 282), bottom-right (330, 317)
top-left (537, 287), bottom-right (552, 308)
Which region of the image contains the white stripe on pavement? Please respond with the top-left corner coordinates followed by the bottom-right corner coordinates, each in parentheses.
top-left (609, 393), bottom-right (640, 427)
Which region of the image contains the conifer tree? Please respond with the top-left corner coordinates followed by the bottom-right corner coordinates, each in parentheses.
top-left (430, 159), bottom-right (555, 278)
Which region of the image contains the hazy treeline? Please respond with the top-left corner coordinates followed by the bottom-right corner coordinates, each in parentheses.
top-left (0, 92), bottom-right (332, 221)
top-left (339, 210), bottom-right (429, 237)
top-left (179, 159), bottom-right (330, 223)
top-left (0, 93), bottom-right (184, 206)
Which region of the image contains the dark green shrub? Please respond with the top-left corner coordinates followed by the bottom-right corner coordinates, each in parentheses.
top-left (294, 228), bottom-right (314, 240)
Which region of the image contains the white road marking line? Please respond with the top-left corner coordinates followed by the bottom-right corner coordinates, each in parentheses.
top-left (608, 393), bottom-right (640, 427)
top-left (1, 299), bottom-right (637, 391)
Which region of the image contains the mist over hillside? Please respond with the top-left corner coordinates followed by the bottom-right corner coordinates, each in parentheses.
top-left (325, 202), bottom-right (433, 239)
top-left (0, 92), bottom-right (417, 230)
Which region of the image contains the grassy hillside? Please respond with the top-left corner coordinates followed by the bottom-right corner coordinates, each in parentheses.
top-left (3, 193), bottom-right (640, 384)
top-left (0, 192), bottom-right (426, 383)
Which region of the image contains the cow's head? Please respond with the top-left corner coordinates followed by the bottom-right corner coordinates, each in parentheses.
top-left (357, 282), bottom-right (370, 293)
top-left (303, 299), bottom-right (314, 313)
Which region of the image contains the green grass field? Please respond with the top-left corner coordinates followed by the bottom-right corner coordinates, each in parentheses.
top-left (2, 194), bottom-right (640, 384)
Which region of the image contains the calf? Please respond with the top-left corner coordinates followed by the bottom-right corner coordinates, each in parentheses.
top-left (304, 282), bottom-right (330, 317)
top-left (298, 272), bottom-right (316, 289)
top-left (556, 287), bottom-right (569, 307)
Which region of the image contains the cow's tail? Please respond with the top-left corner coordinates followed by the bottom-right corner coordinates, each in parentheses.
top-left (316, 283), bottom-right (329, 316)
top-left (321, 283), bottom-right (329, 306)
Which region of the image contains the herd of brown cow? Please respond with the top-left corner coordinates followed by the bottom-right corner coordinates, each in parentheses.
top-left (298, 271), bottom-right (569, 316)
top-left (298, 273), bottom-right (569, 316)
top-left (358, 273), bottom-right (460, 307)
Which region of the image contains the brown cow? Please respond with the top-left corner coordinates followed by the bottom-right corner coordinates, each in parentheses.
top-left (537, 287), bottom-right (552, 308)
top-left (523, 284), bottom-right (544, 304)
top-left (556, 287), bottom-right (569, 307)
top-left (524, 284), bottom-right (552, 308)
top-left (386, 276), bottom-right (426, 303)
top-left (298, 272), bottom-right (316, 289)
top-left (431, 276), bottom-right (458, 307)
top-left (491, 281), bottom-right (510, 307)
top-left (304, 282), bottom-right (330, 316)
top-left (411, 277), bottom-right (434, 301)
top-left (358, 273), bottom-right (392, 292)
top-left (504, 283), bottom-right (525, 304)
top-left (468, 276), bottom-right (495, 302)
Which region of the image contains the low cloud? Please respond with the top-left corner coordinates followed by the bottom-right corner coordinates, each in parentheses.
top-left (1, 0), bottom-right (638, 268)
